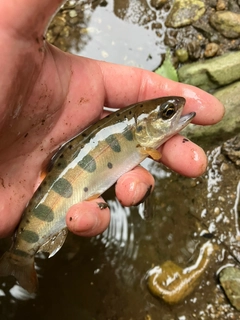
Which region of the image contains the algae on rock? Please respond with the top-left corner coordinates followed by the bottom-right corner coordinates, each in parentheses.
top-left (178, 51), bottom-right (240, 92)
top-left (165, 0), bottom-right (205, 28)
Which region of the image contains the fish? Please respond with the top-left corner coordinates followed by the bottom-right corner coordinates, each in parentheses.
top-left (0, 96), bottom-right (195, 293)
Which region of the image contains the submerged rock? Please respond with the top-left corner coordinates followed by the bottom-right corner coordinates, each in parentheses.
top-left (219, 267), bottom-right (240, 311)
top-left (147, 242), bottom-right (214, 304)
top-left (165, 0), bottom-right (206, 28)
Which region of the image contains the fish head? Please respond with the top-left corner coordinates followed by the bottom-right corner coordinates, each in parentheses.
top-left (135, 96), bottom-right (196, 148)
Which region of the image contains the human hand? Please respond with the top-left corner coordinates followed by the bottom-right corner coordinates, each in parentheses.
top-left (0, 0), bottom-right (224, 238)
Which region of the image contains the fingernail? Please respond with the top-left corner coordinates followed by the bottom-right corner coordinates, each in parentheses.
top-left (73, 212), bottom-right (99, 233)
top-left (132, 183), bottom-right (152, 206)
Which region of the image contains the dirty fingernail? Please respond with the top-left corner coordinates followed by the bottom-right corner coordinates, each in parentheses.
top-left (131, 182), bottom-right (153, 206)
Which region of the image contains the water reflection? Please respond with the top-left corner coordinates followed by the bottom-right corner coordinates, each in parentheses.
top-left (47, 0), bottom-right (169, 69)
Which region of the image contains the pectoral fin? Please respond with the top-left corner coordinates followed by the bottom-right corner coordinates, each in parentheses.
top-left (138, 147), bottom-right (162, 160)
top-left (38, 228), bottom-right (68, 258)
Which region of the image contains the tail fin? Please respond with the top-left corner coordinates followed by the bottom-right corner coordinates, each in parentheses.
top-left (0, 251), bottom-right (38, 293)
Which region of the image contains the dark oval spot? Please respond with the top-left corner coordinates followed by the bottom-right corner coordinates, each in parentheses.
top-left (123, 129), bottom-right (134, 141)
top-left (21, 230), bottom-right (39, 243)
top-left (52, 178), bottom-right (73, 198)
top-left (105, 134), bottom-right (121, 153)
top-left (78, 154), bottom-right (97, 173)
top-left (13, 249), bottom-right (31, 258)
top-left (107, 162), bottom-right (113, 169)
top-left (33, 204), bottom-right (54, 222)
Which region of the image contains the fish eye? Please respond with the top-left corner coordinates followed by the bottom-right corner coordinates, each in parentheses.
top-left (161, 103), bottom-right (176, 120)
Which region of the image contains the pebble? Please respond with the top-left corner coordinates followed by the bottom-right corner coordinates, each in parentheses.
top-left (220, 163), bottom-right (229, 172)
top-left (69, 10), bottom-right (77, 18)
top-left (204, 42), bottom-right (219, 57)
top-left (216, 0), bottom-right (227, 11)
top-left (175, 48), bottom-right (189, 62)
top-left (187, 40), bottom-right (202, 60)
top-left (218, 196), bottom-right (225, 202)
top-left (214, 207), bottom-right (220, 215)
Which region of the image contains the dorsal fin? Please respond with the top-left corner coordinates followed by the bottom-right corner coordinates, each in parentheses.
top-left (38, 228), bottom-right (68, 258)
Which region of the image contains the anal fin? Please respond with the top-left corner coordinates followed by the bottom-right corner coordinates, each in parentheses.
top-left (38, 228), bottom-right (68, 258)
top-left (87, 193), bottom-right (101, 201)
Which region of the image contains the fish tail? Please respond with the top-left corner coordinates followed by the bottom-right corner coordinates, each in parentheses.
top-left (0, 251), bottom-right (38, 293)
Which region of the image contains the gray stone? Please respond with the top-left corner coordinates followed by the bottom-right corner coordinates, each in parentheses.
top-left (178, 51), bottom-right (240, 91)
top-left (165, 0), bottom-right (205, 28)
top-left (182, 81), bottom-right (240, 150)
top-left (210, 11), bottom-right (240, 38)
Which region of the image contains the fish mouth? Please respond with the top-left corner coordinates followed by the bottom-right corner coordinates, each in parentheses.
top-left (176, 112), bottom-right (196, 131)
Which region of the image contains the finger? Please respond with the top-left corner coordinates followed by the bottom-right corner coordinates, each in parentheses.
top-left (96, 61), bottom-right (224, 125)
top-left (66, 198), bottom-right (110, 237)
top-left (115, 166), bottom-right (155, 207)
top-left (160, 134), bottom-right (207, 177)
top-left (0, 0), bottom-right (63, 35)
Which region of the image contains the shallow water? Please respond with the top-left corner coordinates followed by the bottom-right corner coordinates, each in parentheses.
top-left (47, 0), bottom-right (169, 69)
top-left (1, 152), bottom-right (240, 319)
